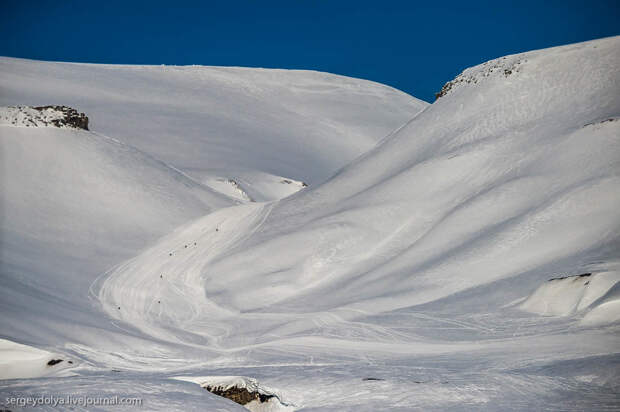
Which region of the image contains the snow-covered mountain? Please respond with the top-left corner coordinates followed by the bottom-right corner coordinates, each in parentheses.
top-left (1, 37), bottom-right (620, 411)
top-left (0, 57), bottom-right (426, 189)
top-left (0, 110), bottom-right (233, 347)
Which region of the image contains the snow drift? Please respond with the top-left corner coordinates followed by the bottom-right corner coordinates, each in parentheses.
top-left (520, 272), bottom-right (620, 317)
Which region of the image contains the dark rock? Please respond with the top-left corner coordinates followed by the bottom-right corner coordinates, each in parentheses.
top-left (548, 273), bottom-right (592, 281)
top-left (32, 105), bottom-right (89, 130)
top-left (204, 385), bottom-right (274, 406)
top-left (583, 118), bottom-right (618, 127)
top-left (47, 359), bottom-right (63, 366)
top-left (435, 81), bottom-right (455, 100)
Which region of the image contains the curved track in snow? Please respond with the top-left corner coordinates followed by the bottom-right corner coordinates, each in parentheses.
top-left (97, 202), bottom-right (274, 347)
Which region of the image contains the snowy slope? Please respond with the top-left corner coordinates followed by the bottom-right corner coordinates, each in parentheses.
top-left (92, 37), bottom-right (620, 410)
top-left (0, 59), bottom-right (424, 356)
top-left (0, 57), bottom-right (427, 192)
top-left (0, 59), bottom-right (426, 410)
top-left (103, 37), bottom-right (620, 316)
top-left (0, 117), bottom-right (233, 349)
top-left (201, 37), bottom-right (620, 314)
top-left (2, 37), bottom-right (620, 411)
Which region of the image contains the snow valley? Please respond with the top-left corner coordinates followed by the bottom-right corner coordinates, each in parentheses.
top-left (0, 36), bottom-right (619, 411)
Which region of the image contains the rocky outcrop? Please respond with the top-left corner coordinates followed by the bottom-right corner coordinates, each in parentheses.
top-left (0, 105), bottom-right (89, 130)
top-left (204, 384), bottom-right (274, 406)
top-left (435, 56), bottom-right (524, 100)
top-left (33, 106), bottom-right (89, 130)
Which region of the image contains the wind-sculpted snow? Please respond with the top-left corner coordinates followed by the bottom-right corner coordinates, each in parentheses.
top-left (3, 37), bottom-right (620, 410)
top-left (88, 37), bottom-right (620, 410)
top-left (520, 272), bottom-right (620, 317)
top-left (150, 36), bottom-right (620, 316)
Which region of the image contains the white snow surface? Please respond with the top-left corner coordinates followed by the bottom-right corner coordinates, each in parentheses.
top-left (1, 37), bottom-right (620, 411)
top-left (520, 272), bottom-right (620, 316)
top-left (0, 339), bottom-right (74, 380)
top-left (201, 172), bottom-right (308, 203)
top-left (200, 172), bottom-right (307, 203)
top-left (0, 57), bottom-right (426, 188)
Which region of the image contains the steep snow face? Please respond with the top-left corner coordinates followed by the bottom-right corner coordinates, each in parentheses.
top-left (98, 37), bottom-right (620, 361)
top-left (0, 58), bottom-right (427, 187)
top-left (158, 37), bottom-right (620, 316)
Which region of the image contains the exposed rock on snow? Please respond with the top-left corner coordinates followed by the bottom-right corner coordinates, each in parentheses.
top-left (280, 178), bottom-right (307, 187)
top-left (46, 359), bottom-right (64, 366)
top-left (583, 117), bottom-right (618, 128)
top-left (435, 55), bottom-right (524, 99)
top-left (174, 376), bottom-right (295, 412)
top-left (205, 385), bottom-right (273, 406)
top-left (548, 273), bottom-right (592, 281)
top-left (0, 105), bottom-right (89, 129)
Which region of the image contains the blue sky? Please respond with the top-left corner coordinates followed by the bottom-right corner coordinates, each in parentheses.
top-left (1, 0), bottom-right (618, 102)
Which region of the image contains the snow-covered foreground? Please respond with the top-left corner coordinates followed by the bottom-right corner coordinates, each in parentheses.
top-left (2, 37), bottom-right (620, 410)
